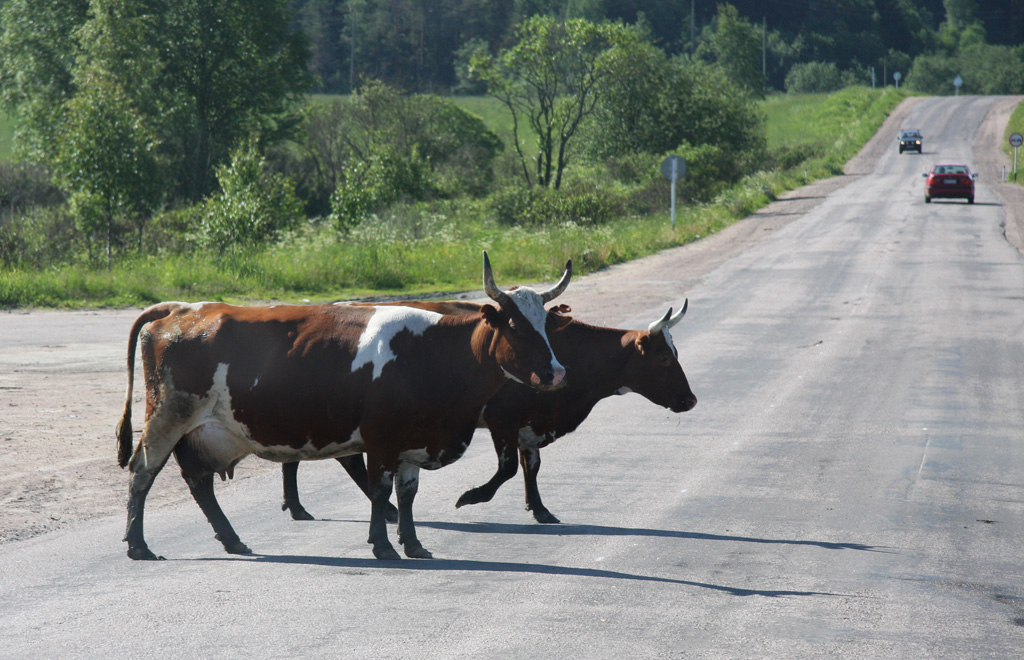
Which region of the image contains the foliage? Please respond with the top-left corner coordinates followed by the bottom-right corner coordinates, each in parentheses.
top-left (580, 48), bottom-right (765, 193)
top-left (906, 43), bottom-right (1024, 95)
top-left (469, 16), bottom-right (640, 189)
top-left (199, 140), bottom-right (304, 252)
top-left (0, 0), bottom-right (89, 162)
top-left (301, 82), bottom-right (501, 216)
top-left (699, 3), bottom-right (765, 98)
top-left (785, 62), bottom-right (844, 93)
top-left (0, 0), bottom-right (311, 207)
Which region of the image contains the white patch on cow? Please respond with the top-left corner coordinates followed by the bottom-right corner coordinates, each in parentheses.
top-left (251, 375), bottom-right (260, 389)
top-left (352, 306), bottom-right (443, 380)
top-left (518, 427), bottom-right (550, 449)
top-left (506, 287), bottom-right (564, 374)
top-left (399, 448), bottom-right (443, 469)
top-left (255, 428), bottom-right (366, 462)
top-left (616, 386), bottom-right (633, 395)
top-left (662, 328), bottom-right (679, 359)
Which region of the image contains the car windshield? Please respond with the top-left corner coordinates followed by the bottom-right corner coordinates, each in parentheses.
top-left (901, 130), bottom-right (921, 139)
top-left (934, 166), bottom-right (968, 175)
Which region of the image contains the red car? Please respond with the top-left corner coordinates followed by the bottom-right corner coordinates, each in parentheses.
top-left (923, 164), bottom-right (976, 204)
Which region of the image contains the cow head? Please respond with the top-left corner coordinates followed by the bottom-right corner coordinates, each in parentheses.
top-left (480, 251), bottom-right (570, 391)
top-left (622, 300), bottom-right (697, 413)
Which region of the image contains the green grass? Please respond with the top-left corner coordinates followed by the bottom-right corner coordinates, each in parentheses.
top-left (761, 93), bottom-right (829, 151)
top-left (1005, 99), bottom-right (1024, 184)
top-left (0, 87), bottom-right (909, 309)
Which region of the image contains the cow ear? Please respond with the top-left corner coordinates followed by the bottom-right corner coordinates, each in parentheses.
top-left (550, 303), bottom-right (572, 315)
top-left (633, 333), bottom-right (650, 355)
top-left (480, 304), bottom-right (501, 327)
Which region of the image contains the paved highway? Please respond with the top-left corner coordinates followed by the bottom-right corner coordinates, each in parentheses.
top-left (1, 96), bottom-right (1023, 658)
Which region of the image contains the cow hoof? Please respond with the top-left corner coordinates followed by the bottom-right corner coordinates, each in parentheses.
top-left (403, 544), bottom-right (433, 559)
top-left (286, 506), bottom-right (315, 521)
top-left (373, 545), bottom-right (402, 561)
top-left (216, 535), bottom-right (252, 555)
top-left (127, 547), bottom-right (166, 561)
top-left (533, 510), bottom-right (561, 524)
top-left (455, 489), bottom-right (484, 508)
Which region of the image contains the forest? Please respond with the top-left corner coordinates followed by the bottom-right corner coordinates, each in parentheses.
top-left (293, 0), bottom-right (1024, 93)
top-left (0, 0), bottom-right (1020, 307)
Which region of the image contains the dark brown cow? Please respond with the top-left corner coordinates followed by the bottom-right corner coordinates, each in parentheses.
top-left (280, 300), bottom-right (696, 524)
top-left (115, 253), bottom-right (571, 560)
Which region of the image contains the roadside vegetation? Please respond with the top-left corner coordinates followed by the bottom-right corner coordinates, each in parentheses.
top-left (1006, 101), bottom-right (1024, 184)
top-left (0, 0), bottom-right (1015, 309)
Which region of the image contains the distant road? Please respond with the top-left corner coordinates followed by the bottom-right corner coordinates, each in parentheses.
top-left (1, 95), bottom-right (1023, 658)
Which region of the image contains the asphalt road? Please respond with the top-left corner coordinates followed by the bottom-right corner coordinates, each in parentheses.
top-left (2, 95), bottom-right (1023, 659)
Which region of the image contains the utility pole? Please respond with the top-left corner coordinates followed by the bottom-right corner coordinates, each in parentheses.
top-left (762, 16), bottom-right (766, 93)
top-left (691, 0), bottom-right (696, 56)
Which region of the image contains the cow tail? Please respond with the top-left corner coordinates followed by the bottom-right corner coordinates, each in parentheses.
top-left (116, 302), bottom-right (180, 468)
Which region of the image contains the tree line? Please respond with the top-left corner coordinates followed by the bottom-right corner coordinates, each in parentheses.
top-left (292, 0), bottom-right (1023, 94)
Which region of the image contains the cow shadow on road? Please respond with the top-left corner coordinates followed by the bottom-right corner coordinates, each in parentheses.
top-left (201, 553), bottom-right (850, 598)
top-left (412, 520), bottom-right (887, 553)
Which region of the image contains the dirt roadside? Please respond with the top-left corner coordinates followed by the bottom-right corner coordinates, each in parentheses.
top-left (0, 95), bottom-right (1019, 547)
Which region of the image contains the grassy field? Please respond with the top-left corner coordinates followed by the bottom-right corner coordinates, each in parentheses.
top-left (762, 93), bottom-right (828, 151)
top-left (0, 86), bottom-right (908, 308)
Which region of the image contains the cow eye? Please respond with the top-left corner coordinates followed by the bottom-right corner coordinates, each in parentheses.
top-left (508, 318), bottom-right (519, 334)
top-left (660, 356), bottom-right (673, 367)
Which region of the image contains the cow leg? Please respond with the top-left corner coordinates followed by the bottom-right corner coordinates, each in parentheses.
top-left (339, 455), bottom-right (399, 523)
top-left (395, 463), bottom-right (432, 559)
top-left (455, 430), bottom-right (519, 508)
top-left (175, 440), bottom-right (251, 555)
top-left (281, 462), bottom-right (314, 521)
top-left (124, 451), bottom-right (173, 560)
top-left (365, 460), bottom-right (401, 560)
top-left (521, 447), bottom-right (559, 524)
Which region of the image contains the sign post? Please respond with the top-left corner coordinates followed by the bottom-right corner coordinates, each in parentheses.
top-left (1010, 133), bottom-right (1023, 181)
top-left (953, 75), bottom-right (962, 96)
top-left (660, 155), bottom-right (687, 228)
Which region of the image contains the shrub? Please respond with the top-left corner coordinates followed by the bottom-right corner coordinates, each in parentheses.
top-left (199, 140), bottom-right (304, 252)
top-left (785, 62), bottom-right (844, 93)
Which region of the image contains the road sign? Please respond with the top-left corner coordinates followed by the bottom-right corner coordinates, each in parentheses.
top-left (1010, 133), bottom-right (1023, 148)
top-left (954, 75), bottom-right (962, 96)
top-left (660, 155), bottom-right (687, 181)
top-left (660, 155), bottom-right (687, 229)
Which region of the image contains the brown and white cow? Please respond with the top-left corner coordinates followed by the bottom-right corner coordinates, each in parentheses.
top-left (280, 300), bottom-right (696, 524)
top-left (116, 253), bottom-right (571, 560)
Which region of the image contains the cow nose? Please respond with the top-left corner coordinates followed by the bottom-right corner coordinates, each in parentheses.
top-left (534, 366), bottom-right (566, 390)
top-left (679, 394), bottom-right (697, 412)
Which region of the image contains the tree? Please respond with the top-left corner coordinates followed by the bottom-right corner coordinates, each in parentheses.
top-left (700, 3), bottom-right (764, 98)
top-left (155, 0), bottom-right (312, 201)
top-left (52, 0), bottom-right (163, 262)
top-left (0, 0), bottom-right (90, 162)
top-left (53, 71), bottom-right (160, 263)
top-left (470, 16), bottom-right (636, 189)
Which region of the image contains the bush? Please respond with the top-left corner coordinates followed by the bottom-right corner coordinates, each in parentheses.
top-left (488, 184), bottom-right (622, 227)
top-left (785, 62), bottom-right (844, 93)
top-left (199, 140), bottom-right (304, 252)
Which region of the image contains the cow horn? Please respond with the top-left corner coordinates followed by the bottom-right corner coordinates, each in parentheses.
top-left (649, 299), bottom-right (688, 334)
top-left (483, 251), bottom-right (512, 307)
top-left (540, 260), bottom-right (573, 303)
top-left (667, 298), bottom-right (688, 328)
